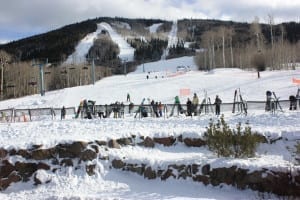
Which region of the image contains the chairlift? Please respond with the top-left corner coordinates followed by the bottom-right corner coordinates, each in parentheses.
top-left (44, 71), bottom-right (51, 75)
top-left (69, 67), bottom-right (75, 70)
top-left (60, 70), bottom-right (67, 74)
top-left (5, 84), bottom-right (15, 88)
top-left (82, 66), bottom-right (89, 70)
top-left (28, 81), bottom-right (37, 86)
top-left (28, 77), bottom-right (37, 86)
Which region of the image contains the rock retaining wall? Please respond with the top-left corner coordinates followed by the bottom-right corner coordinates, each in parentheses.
top-left (0, 136), bottom-right (299, 197)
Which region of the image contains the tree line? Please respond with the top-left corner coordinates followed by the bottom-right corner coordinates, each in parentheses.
top-left (191, 17), bottom-right (299, 76)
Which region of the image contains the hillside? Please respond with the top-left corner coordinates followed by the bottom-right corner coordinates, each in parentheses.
top-left (0, 17), bottom-right (299, 64)
top-left (0, 17), bottom-right (167, 63)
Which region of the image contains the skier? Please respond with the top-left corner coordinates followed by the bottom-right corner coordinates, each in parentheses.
top-left (61, 106), bottom-right (66, 120)
top-left (289, 95), bottom-right (297, 110)
top-left (170, 96), bottom-right (182, 116)
top-left (192, 93), bottom-right (199, 116)
top-left (265, 91), bottom-right (272, 111)
top-left (129, 102), bottom-right (134, 114)
top-left (158, 102), bottom-right (163, 117)
top-left (127, 93), bottom-right (130, 102)
top-left (186, 98), bottom-right (192, 117)
top-left (214, 95), bottom-right (222, 115)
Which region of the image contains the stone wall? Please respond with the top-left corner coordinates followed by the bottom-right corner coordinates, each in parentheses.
top-left (0, 135), bottom-right (299, 197)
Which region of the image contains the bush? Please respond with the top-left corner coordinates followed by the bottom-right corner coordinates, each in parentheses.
top-left (204, 115), bottom-right (263, 158)
top-left (251, 52), bottom-right (266, 78)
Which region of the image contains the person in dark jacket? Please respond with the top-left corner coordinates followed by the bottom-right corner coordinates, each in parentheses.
top-left (61, 106), bottom-right (66, 120)
top-left (214, 95), bottom-right (222, 115)
top-left (186, 98), bottom-right (192, 117)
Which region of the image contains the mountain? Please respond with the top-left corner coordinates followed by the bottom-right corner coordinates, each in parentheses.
top-left (0, 17), bottom-right (168, 63)
top-left (0, 17), bottom-right (299, 64)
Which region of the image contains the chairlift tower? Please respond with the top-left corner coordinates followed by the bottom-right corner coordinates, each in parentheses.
top-left (0, 58), bottom-right (8, 99)
top-left (32, 58), bottom-right (50, 96)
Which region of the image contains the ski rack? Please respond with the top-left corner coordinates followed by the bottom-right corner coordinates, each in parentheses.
top-left (265, 91), bottom-right (284, 114)
top-left (198, 90), bottom-right (214, 115)
top-left (232, 88), bottom-right (247, 115)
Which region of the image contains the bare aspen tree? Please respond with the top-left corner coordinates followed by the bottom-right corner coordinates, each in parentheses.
top-left (227, 27), bottom-right (235, 67)
top-left (267, 14), bottom-right (275, 69)
top-left (250, 16), bottom-right (262, 51)
top-left (216, 27), bottom-right (227, 68)
top-left (0, 50), bottom-right (11, 99)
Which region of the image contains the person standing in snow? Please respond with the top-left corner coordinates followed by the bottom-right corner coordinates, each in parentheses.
top-left (186, 98), bottom-right (192, 117)
top-left (170, 96), bottom-right (182, 116)
top-left (127, 93), bottom-right (130, 102)
top-left (192, 93), bottom-right (199, 116)
top-left (61, 106), bottom-right (66, 120)
top-left (214, 95), bottom-right (222, 115)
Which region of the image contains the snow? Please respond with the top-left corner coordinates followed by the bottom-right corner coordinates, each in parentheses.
top-left (162, 21), bottom-right (178, 59)
top-left (65, 22), bottom-right (135, 64)
top-left (98, 22), bottom-right (135, 62)
top-left (148, 23), bottom-right (163, 33)
top-left (0, 56), bottom-right (300, 199)
top-left (112, 21), bottom-right (131, 30)
top-left (2, 16), bottom-right (299, 199)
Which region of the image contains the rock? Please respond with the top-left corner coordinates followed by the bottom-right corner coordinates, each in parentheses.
top-left (161, 169), bottom-right (175, 180)
top-left (37, 162), bottom-right (51, 170)
top-left (108, 140), bottom-right (121, 149)
top-left (95, 140), bottom-right (107, 146)
top-left (80, 149), bottom-right (97, 161)
top-left (183, 138), bottom-right (206, 147)
top-left (154, 137), bottom-right (175, 146)
top-left (193, 175), bottom-right (209, 185)
top-left (0, 148), bottom-right (8, 159)
top-left (0, 172), bottom-right (21, 190)
top-left (177, 135), bottom-right (183, 142)
top-left (144, 167), bottom-right (156, 179)
top-left (8, 149), bottom-right (16, 156)
top-left (126, 164), bottom-right (144, 175)
top-left (209, 167), bottom-right (237, 186)
top-left (16, 149), bottom-right (31, 159)
top-left (201, 164), bottom-right (210, 175)
top-left (0, 160), bottom-right (15, 178)
top-left (86, 164), bottom-right (96, 176)
top-left (191, 164), bottom-right (200, 174)
top-left (32, 148), bottom-right (55, 160)
top-left (144, 137), bottom-right (155, 148)
top-left (112, 159), bottom-right (125, 169)
top-left (90, 145), bottom-right (99, 153)
top-left (117, 138), bottom-right (132, 146)
top-left (15, 162), bottom-right (38, 181)
top-left (60, 159), bottom-right (73, 167)
top-left (30, 144), bottom-right (43, 150)
top-left (57, 141), bottom-right (88, 158)
top-left (169, 164), bottom-right (185, 172)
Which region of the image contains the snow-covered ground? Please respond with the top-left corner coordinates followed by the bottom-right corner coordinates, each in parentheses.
top-left (65, 22), bottom-right (135, 64)
top-left (0, 55), bottom-right (300, 199)
top-left (148, 23), bottom-right (163, 33)
top-left (162, 20), bottom-right (178, 59)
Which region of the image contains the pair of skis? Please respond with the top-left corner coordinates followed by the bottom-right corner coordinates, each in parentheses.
top-left (232, 89), bottom-right (247, 115)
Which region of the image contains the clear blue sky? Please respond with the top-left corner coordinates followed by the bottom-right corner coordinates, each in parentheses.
top-left (0, 0), bottom-right (299, 44)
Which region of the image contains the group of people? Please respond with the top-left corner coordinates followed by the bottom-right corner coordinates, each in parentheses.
top-left (186, 93), bottom-right (200, 116)
top-left (61, 92), bottom-right (223, 120)
top-left (173, 93), bottom-right (222, 116)
top-left (186, 94), bottom-right (222, 116)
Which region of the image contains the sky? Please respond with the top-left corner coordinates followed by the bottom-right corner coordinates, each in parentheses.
top-left (0, 0), bottom-right (299, 44)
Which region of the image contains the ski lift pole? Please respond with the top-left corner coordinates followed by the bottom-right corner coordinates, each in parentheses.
top-left (91, 58), bottom-right (95, 85)
top-left (32, 58), bottom-right (48, 96)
